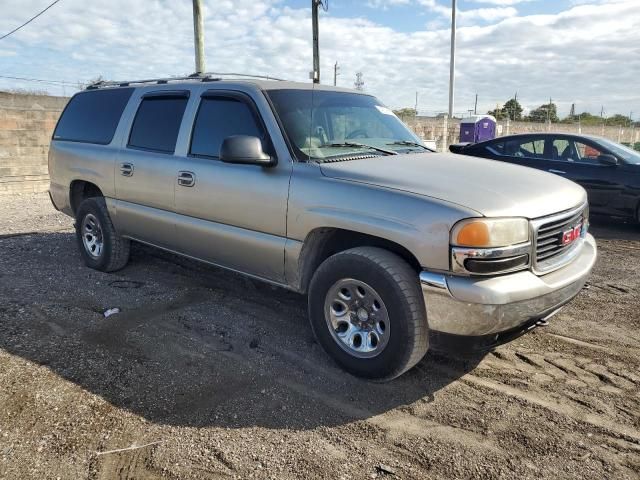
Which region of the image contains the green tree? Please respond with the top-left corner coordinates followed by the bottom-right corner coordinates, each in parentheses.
top-left (575, 112), bottom-right (602, 125)
top-left (488, 104), bottom-right (507, 121)
top-left (487, 97), bottom-right (522, 121)
top-left (527, 103), bottom-right (559, 123)
top-left (503, 98), bottom-right (523, 121)
top-left (606, 114), bottom-right (633, 126)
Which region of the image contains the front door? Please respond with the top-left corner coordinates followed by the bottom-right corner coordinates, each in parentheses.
top-left (173, 90), bottom-right (292, 283)
top-left (550, 137), bottom-right (623, 215)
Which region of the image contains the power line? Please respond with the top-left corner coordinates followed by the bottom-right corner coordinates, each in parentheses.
top-left (0, 0), bottom-right (63, 41)
top-left (0, 74), bottom-right (77, 86)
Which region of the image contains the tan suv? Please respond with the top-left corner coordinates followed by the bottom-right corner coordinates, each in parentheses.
top-left (48, 75), bottom-right (597, 380)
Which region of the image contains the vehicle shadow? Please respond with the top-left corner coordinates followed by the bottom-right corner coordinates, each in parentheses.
top-left (589, 215), bottom-right (639, 241)
top-left (0, 232), bottom-right (485, 430)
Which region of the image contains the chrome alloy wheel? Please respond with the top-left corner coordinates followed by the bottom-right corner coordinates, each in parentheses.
top-left (324, 278), bottom-right (390, 358)
top-left (82, 213), bottom-right (103, 259)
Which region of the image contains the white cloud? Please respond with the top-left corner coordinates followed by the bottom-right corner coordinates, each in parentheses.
top-left (468, 0), bottom-right (535, 5)
top-left (0, 0), bottom-right (638, 116)
top-left (418, 0), bottom-right (518, 25)
top-left (366, 0), bottom-right (412, 9)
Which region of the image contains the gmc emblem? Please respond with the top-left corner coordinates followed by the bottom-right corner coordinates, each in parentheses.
top-left (562, 225), bottom-right (582, 245)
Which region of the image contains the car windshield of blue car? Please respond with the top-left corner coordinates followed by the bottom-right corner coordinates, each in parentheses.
top-left (594, 138), bottom-right (640, 164)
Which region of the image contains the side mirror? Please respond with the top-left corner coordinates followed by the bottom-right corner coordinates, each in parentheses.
top-left (220, 135), bottom-right (276, 167)
top-left (597, 153), bottom-right (618, 166)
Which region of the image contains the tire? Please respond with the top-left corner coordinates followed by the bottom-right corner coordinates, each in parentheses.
top-left (308, 247), bottom-right (429, 381)
top-left (75, 197), bottom-right (130, 272)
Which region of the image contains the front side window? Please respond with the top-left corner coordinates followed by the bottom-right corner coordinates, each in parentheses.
top-left (574, 141), bottom-right (602, 164)
top-left (190, 96), bottom-right (264, 158)
top-left (267, 89), bottom-right (427, 161)
top-left (54, 88), bottom-right (134, 144)
top-left (128, 95), bottom-right (188, 153)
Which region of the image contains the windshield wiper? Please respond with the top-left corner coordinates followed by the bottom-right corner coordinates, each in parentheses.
top-left (386, 140), bottom-right (432, 151)
top-left (320, 142), bottom-right (398, 156)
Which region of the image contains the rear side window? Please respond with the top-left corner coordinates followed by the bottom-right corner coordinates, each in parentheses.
top-left (486, 140), bottom-right (505, 155)
top-left (128, 95), bottom-right (189, 153)
top-left (504, 138), bottom-right (544, 158)
top-left (190, 96), bottom-right (265, 158)
top-left (53, 88), bottom-right (134, 144)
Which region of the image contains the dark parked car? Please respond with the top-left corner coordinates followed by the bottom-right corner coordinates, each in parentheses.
top-left (451, 133), bottom-right (640, 223)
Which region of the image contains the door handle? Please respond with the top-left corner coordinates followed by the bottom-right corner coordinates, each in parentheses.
top-left (120, 163), bottom-right (134, 177)
top-left (177, 171), bottom-right (195, 187)
top-left (548, 169), bottom-right (566, 174)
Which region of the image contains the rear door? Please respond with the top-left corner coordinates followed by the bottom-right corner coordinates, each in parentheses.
top-left (497, 135), bottom-right (550, 171)
top-left (114, 90), bottom-right (189, 248)
top-left (172, 89), bottom-right (292, 283)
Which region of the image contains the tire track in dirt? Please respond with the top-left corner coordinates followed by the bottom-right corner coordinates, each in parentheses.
top-left (462, 330), bottom-right (640, 452)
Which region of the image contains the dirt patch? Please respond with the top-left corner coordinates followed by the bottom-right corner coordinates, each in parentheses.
top-left (0, 193), bottom-right (639, 479)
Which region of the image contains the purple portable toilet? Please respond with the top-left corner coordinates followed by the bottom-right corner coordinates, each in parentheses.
top-left (459, 115), bottom-right (496, 143)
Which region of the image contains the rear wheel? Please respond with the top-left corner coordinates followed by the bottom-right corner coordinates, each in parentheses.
top-left (308, 247), bottom-right (429, 381)
top-left (75, 197), bottom-right (130, 272)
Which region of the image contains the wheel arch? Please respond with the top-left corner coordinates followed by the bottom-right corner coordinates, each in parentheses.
top-left (294, 227), bottom-right (422, 294)
top-left (69, 180), bottom-right (104, 215)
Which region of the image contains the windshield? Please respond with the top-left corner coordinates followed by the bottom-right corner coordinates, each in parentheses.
top-left (593, 138), bottom-right (640, 164)
top-left (267, 89), bottom-right (429, 161)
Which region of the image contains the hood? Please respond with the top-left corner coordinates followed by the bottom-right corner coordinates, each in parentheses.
top-left (319, 152), bottom-right (587, 219)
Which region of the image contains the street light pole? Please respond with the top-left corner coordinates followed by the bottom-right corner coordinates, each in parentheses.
top-left (448, 0), bottom-right (457, 118)
top-left (192, 0), bottom-right (206, 74)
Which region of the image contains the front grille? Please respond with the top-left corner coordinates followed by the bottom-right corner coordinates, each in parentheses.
top-left (533, 205), bottom-right (588, 273)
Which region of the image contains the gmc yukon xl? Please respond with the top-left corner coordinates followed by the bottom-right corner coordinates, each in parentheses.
top-left (48, 76), bottom-right (597, 380)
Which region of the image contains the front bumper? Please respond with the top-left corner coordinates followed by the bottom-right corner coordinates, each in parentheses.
top-left (420, 233), bottom-right (597, 337)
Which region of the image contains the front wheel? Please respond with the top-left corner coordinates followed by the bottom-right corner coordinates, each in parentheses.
top-left (308, 247), bottom-right (429, 381)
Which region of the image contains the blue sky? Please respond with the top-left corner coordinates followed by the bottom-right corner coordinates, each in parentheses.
top-left (0, 0), bottom-right (638, 117)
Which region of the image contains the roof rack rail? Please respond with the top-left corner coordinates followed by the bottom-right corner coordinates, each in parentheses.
top-left (203, 72), bottom-right (287, 81)
top-left (85, 73), bottom-right (220, 90)
top-left (85, 72), bottom-right (286, 90)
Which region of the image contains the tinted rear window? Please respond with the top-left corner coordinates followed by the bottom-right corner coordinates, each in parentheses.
top-left (128, 95), bottom-right (188, 153)
top-left (53, 88), bottom-right (134, 144)
top-left (190, 97), bottom-right (264, 158)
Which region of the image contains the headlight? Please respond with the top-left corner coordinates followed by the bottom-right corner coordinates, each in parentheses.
top-left (451, 218), bottom-right (529, 248)
top-left (450, 218), bottom-right (532, 275)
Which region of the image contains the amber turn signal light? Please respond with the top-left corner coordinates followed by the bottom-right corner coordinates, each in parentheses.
top-left (455, 221), bottom-right (490, 247)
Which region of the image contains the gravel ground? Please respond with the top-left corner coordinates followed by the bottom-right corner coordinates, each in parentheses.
top-left (0, 193), bottom-right (638, 480)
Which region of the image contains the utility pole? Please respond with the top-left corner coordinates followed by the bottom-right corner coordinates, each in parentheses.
top-left (474, 93), bottom-right (478, 115)
top-left (333, 62), bottom-right (340, 86)
top-left (415, 91), bottom-right (419, 116)
top-left (192, 0), bottom-right (206, 74)
top-left (311, 0), bottom-right (326, 84)
top-left (448, 0), bottom-right (457, 118)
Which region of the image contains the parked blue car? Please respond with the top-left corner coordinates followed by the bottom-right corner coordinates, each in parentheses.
top-left (451, 133), bottom-right (640, 223)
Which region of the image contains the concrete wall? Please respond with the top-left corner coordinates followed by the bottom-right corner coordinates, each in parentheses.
top-left (0, 92), bottom-right (68, 194)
